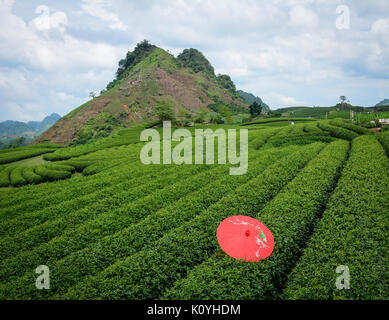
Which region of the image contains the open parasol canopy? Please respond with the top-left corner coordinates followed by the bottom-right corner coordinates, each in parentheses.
top-left (216, 215), bottom-right (274, 262)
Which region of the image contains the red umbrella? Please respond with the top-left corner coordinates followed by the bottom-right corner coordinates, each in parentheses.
top-left (216, 215), bottom-right (274, 262)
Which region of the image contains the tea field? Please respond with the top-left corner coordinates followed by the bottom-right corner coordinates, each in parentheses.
top-left (0, 119), bottom-right (388, 300)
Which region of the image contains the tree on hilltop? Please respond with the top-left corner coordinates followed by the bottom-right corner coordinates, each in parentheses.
top-left (106, 40), bottom-right (156, 90)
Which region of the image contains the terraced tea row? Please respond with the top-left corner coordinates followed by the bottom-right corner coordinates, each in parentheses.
top-left (283, 136), bottom-right (389, 300)
top-left (163, 140), bottom-right (349, 299)
top-left (60, 142), bottom-right (325, 299)
top-left (0, 148), bottom-right (172, 222)
top-left (0, 164), bottom-right (213, 261)
top-left (0, 146), bottom-right (289, 299)
top-left (0, 144), bottom-right (62, 165)
top-left (0, 145), bottom-right (147, 209)
top-left (378, 131), bottom-right (389, 156)
top-left (0, 143), bottom-right (143, 187)
top-left (318, 121), bottom-right (359, 141)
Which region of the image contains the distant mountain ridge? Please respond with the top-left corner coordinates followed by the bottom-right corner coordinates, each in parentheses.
top-left (0, 113), bottom-right (61, 138)
top-left (375, 99), bottom-right (389, 107)
top-left (237, 90), bottom-right (270, 111)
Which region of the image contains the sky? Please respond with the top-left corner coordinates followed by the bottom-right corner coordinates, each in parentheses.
top-left (0, 0), bottom-right (389, 122)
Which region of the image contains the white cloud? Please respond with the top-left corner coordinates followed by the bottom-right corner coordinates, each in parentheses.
top-left (30, 5), bottom-right (68, 33)
top-left (1, 0), bottom-right (389, 121)
top-left (0, 1), bottom-right (127, 121)
top-left (81, 0), bottom-right (127, 31)
top-left (280, 96), bottom-right (302, 105)
top-left (0, 1), bottom-right (124, 71)
top-left (289, 5), bottom-right (319, 29)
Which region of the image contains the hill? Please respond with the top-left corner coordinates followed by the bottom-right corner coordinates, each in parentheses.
top-left (273, 105), bottom-right (367, 119)
top-left (0, 114), bottom-right (60, 148)
top-left (237, 90), bottom-right (270, 111)
top-left (375, 99), bottom-right (389, 107)
top-left (36, 41), bottom-right (249, 145)
top-left (275, 104), bottom-right (389, 119)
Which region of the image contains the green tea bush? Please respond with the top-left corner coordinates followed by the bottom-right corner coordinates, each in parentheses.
top-left (0, 148), bottom-right (55, 165)
top-left (283, 136), bottom-right (389, 300)
top-left (9, 167), bottom-right (27, 187)
top-left (249, 128), bottom-right (279, 149)
top-left (378, 131), bottom-right (389, 156)
top-left (0, 164), bottom-right (211, 260)
top-left (264, 135), bottom-right (335, 148)
top-left (34, 166), bottom-right (72, 182)
top-left (81, 159), bottom-right (126, 176)
top-left (303, 123), bottom-right (327, 135)
top-left (0, 148), bottom-right (291, 299)
top-left (43, 125), bottom-right (148, 161)
top-left (0, 155), bottom-right (169, 220)
top-left (61, 159), bottom-right (94, 171)
top-left (318, 121), bottom-right (359, 140)
top-left (61, 143), bottom-right (325, 299)
top-left (163, 140), bottom-right (349, 299)
top-left (0, 166), bottom-right (14, 187)
top-left (0, 165), bottom-right (224, 294)
top-left (21, 167), bottom-right (43, 184)
top-left (45, 164), bottom-right (76, 173)
top-left (330, 119), bottom-right (373, 135)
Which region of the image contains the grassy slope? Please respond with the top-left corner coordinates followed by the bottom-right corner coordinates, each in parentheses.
top-left (3, 155), bottom-right (46, 167)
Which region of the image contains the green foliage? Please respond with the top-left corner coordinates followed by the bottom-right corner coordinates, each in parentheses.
top-left (355, 111), bottom-right (389, 124)
top-left (243, 117), bottom-right (317, 126)
top-left (0, 166), bottom-right (14, 187)
top-left (283, 136), bottom-right (389, 299)
top-left (249, 101), bottom-right (263, 117)
top-left (177, 48), bottom-right (215, 79)
top-left (260, 124), bottom-right (332, 149)
top-left (327, 111), bottom-right (350, 119)
top-left (34, 166), bottom-right (72, 182)
top-left (21, 167), bottom-right (43, 184)
top-left (318, 121), bottom-right (359, 140)
top-left (107, 40), bottom-right (156, 90)
top-left (46, 164), bottom-right (75, 173)
top-left (267, 111), bottom-right (282, 117)
top-left (44, 124), bottom-right (150, 162)
top-left (0, 121), bottom-right (386, 300)
top-left (329, 119), bottom-right (373, 135)
top-left (163, 140), bottom-right (349, 299)
top-left (176, 109), bottom-right (193, 126)
top-left (0, 145), bottom-right (59, 165)
top-left (216, 74), bottom-right (236, 95)
top-left (6, 137), bottom-right (26, 149)
top-left (9, 167), bottom-right (27, 187)
top-left (71, 113), bottom-right (123, 146)
top-left (154, 101), bottom-right (176, 122)
top-left (59, 143), bottom-right (324, 299)
top-left (0, 165), bottom-right (235, 298)
top-left (378, 131), bottom-right (389, 156)
top-left (209, 113), bottom-right (224, 124)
